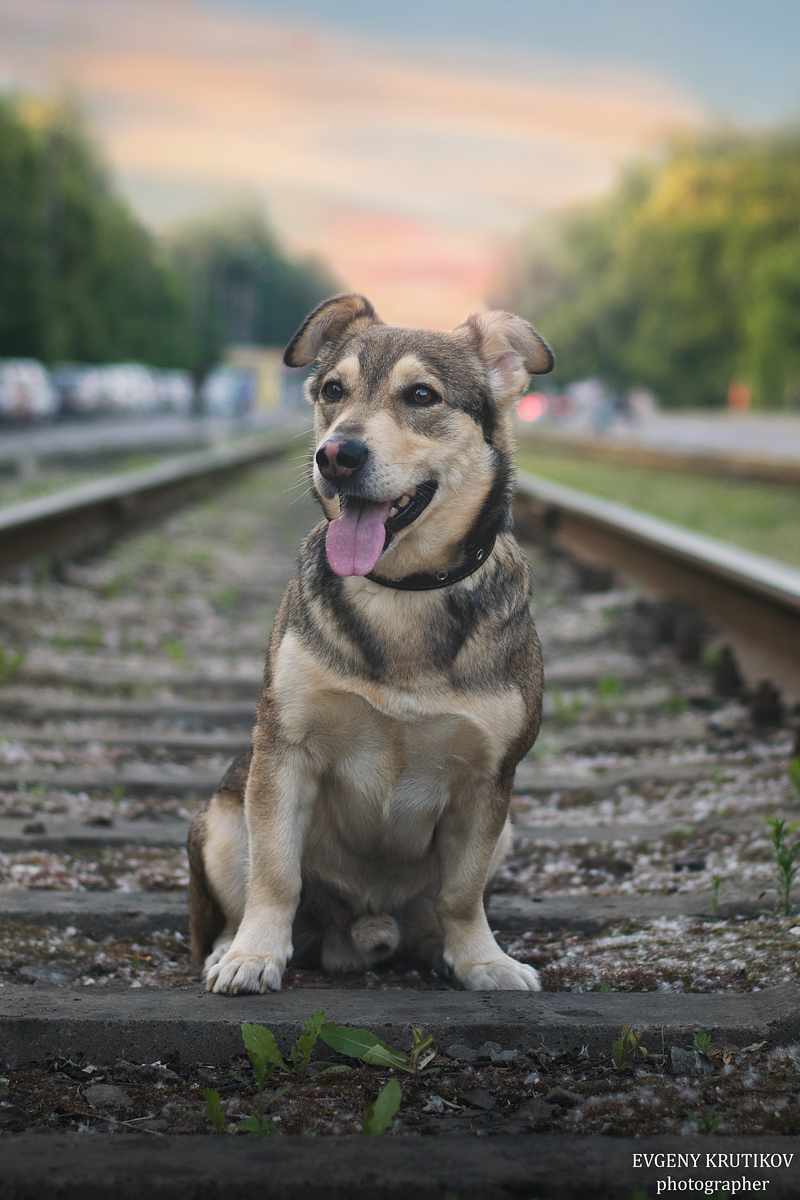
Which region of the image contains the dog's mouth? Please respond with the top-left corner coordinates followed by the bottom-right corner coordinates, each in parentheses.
top-left (326, 481), bottom-right (437, 578)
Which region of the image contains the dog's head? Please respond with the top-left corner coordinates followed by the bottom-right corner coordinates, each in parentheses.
top-left (285, 293), bottom-right (553, 580)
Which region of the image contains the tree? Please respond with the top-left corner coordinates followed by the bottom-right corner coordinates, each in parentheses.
top-left (496, 130), bottom-right (800, 409)
top-left (168, 207), bottom-right (337, 375)
top-left (0, 94), bottom-right (192, 367)
top-left (0, 94), bottom-right (336, 372)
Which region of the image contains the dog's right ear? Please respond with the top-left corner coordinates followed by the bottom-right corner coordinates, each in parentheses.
top-left (283, 293), bottom-right (382, 367)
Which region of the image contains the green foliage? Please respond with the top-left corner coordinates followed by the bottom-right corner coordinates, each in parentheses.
top-left (612, 1026), bottom-right (648, 1069)
top-left (289, 1011), bottom-right (326, 1082)
top-left (710, 872), bottom-right (724, 916)
top-left (238, 1085), bottom-right (291, 1137)
top-left (240, 1022), bottom-right (286, 1086)
top-left (685, 1105), bottom-right (724, 1135)
top-left (551, 689), bottom-right (582, 723)
top-left (203, 1088), bottom-right (227, 1133)
top-left (167, 206), bottom-right (336, 370)
top-left (161, 638), bottom-right (187, 664)
top-left (361, 1079), bottom-right (401, 1136)
top-left (0, 646), bottom-right (25, 683)
top-left (596, 676), bottom-right (624, 707)
top-left (759, 816), bottom-right (800, 916)
top-left (693, 1029), bottom-right (712, 1055)
top-left (517, 449), bottom-right (800, 569)
top-left (0, 94), bottom-right (191, 367)
top-left (789, 757), bottom-right (800, 799)
top-left (498, 129), bottom-right (800, 408)
top-left (236, 1023), bottom-right (291, 1137)
top-left (319, 1022), bottom-right (436, 1075)
top-left (0, 92), bottom-right (336, 370)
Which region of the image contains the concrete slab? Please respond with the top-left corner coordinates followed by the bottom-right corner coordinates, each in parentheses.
top-left (1, 1132), bottom-right (800, 1200)
top-left (0, 768), bottom-right (220, 796)
top-left (513, 756), bottom-right (754, 797)
top-left (0, 727), bottom-right (251, 754)
top-left (0, 690), bottom-right (257, 723)
top-left (0, 819), bottom-right (192, 852)
top-left (0, 888), bottom-right (764, 939)
top-left (0, 890), bottom-right (189, 936)
top-left (0, 755), bottom-right (750, 799)
top-left (1, 982), bottom-right (798, 1068)
top-left (0, 818), bottom-right (686, 853)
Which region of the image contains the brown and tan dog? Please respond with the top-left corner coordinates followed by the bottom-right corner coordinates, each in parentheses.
top-left (188, 293), bottom-right (552, 993)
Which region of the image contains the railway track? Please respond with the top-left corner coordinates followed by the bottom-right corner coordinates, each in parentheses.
top-left (0, 434), bottom-right (799, 1197)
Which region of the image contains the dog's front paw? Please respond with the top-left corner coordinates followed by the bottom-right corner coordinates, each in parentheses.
top-left (203, 940), bottom-right (232, 974)
top-left (205, 951), bottom-right (284, 995)
top-left (459, 955), bottom-right (541, 992)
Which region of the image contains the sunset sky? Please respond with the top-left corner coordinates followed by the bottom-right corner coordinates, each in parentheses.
top-left (1, 0), bottom-right (796, 327)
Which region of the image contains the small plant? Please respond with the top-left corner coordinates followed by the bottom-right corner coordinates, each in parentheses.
top-left (600, 982), bottom-right (611, 993)
top-left (83, 629), bottom-right (104, 652)
top-left (685, 1105), bottom-right (723, 1135)
top-left (0, 645), bottom-right (26, 683)
top-left (362, 1078), bottom-right (402, 1136)
top-left (759, 816), bottom-right (800, 916)
top-left (211, 585), bottom-right (238, 611)
top-left (551, 689), bottom-right (582, 723)
top-left (596, 676), bottom-right (624, 707)
top-left (710, 873), bottom-right (724, 916)
top-left (789, 757), bottom-right (800, 799)
top-left (203, 1088), bottom-right (227, 1133)
top-left (162, 638), bottom-right (187, 663)
top-left (109, 784), bottom-right (126, 805)
top-left (319, 1022), bottom-right (436, 1075)
top-left (693, 1029), bottom-right (712, 1056)
top-left (612, 1026), bottom-right (648, 1069)
top-left (289, 1011), bottom-right (326, 1081)
top-left (702, 645), bottom-right (722, 672)
top-left (102, 576), bottom-right (124, 599)
top-left (235, 1023), bottom-right (291, 1136)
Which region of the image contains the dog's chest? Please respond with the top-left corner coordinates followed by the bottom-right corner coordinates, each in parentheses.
top-left (272, 631), bottom-right (524, 832)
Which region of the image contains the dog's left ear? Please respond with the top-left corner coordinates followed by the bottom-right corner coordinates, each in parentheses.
top-left (456, 311), bottom-right (554, 403)
top-left (284, 293), bottom-right (383, 367)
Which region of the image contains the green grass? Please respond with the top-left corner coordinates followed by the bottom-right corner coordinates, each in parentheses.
top-left (517, 450), bottom-right (800, 569)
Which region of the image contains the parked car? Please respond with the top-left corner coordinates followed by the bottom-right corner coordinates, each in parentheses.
top-left (0, 359), bottom-right (58, 420)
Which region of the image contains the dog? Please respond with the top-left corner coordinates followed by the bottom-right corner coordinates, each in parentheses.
top-left (188, 292), bottom-right (553, 993)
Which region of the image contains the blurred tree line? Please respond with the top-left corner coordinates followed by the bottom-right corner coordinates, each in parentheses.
top-left (497, 130), bottom-right (800, 409)
top-left (0, 95), bottom-right (334, 371)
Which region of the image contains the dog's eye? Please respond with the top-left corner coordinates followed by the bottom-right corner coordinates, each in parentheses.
top-left (409, 385), bottom-right (440, 406)
top-left (321, 380), bottom-right (343, 402)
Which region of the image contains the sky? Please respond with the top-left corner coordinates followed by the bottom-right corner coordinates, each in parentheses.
top-left (0, 0), bottom-right (797, 327)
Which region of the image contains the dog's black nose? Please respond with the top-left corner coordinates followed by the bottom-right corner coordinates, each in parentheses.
top-left (315, 438), bottom-right (368, 483)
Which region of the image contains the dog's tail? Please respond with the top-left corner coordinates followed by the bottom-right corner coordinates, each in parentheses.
top-left (350, 914), bottom-right (401, 962)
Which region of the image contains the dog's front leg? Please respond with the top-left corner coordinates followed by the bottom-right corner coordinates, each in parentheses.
top-left (205, 743), bottom-right (316, 995)
top-left (435, 787), bottom-right (541, 992)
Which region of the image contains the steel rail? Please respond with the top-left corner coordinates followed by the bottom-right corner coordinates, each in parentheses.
top-left (515, 470), bottom-right (800, 697)
top-left (1, 430), bottom-right (798, 691)
top-left (0, 421), bottom-right (309, 571)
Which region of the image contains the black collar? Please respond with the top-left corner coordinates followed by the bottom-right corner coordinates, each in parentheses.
top-left (365, 528), bottom-right (497, 591)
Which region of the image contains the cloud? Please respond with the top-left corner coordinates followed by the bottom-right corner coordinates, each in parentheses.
top-left (0, 0), bottom-right (704, 325)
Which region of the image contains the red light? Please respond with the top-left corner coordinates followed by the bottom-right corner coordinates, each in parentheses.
top-left (516, 393), bottom-right (547, 422)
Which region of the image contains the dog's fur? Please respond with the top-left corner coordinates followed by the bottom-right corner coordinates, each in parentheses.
top-left (188, 293), bottom-right (553, 993)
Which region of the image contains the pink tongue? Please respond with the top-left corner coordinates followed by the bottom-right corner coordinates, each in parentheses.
top-left (326, 498), bottom-right (392, 577)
